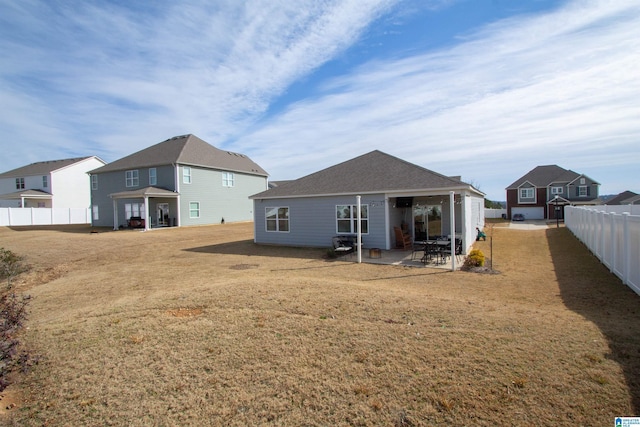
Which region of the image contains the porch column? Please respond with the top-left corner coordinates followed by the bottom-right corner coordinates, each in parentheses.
top-left (384, 196), bottom-right (390, 250)
top-left (112, 199), bottom-right (118, 230)
top-left (144, 196), bottom-right (150, 231)
top-left (356, 195), bottom-right (362, 263)
top-left (449, 191), bottom-right (456, 271)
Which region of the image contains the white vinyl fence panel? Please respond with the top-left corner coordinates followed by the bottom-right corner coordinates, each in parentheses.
top-left (485, 208), bottom-right (507, 219)
top-left (0, 208), bottom-right (91, 226)
top-left (565, 206), bottom-right (640, 296)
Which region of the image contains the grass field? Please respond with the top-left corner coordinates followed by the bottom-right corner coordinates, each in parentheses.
top-left (0, 222), bottom-right (638, 426)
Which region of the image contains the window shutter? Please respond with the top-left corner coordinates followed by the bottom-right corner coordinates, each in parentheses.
top-left (576, 187), bottom-right (579, 197)
top-left (587, 186), bottom-right (591, 196)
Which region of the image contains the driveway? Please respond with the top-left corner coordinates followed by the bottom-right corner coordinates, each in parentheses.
top-left (508, 220), bottom-right (550, 230)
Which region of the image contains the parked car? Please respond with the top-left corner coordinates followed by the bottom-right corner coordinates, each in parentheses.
top-left (512, 213), bottom-right (525, 221)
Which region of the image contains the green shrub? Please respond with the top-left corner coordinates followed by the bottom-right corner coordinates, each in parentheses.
top-left (0, 248), bottom-right (27, 289)
top-left (464, 249), bottom-right (485, 268)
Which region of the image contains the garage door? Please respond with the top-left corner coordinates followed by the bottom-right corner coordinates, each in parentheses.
top-left (512, 207), bottom-right (544, 220)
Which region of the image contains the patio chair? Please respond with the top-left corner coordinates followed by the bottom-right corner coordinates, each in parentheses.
top-left (411, 240), bottom-right (426, 261)
top-left (394, 227), bottom-right (412, 250)
top-left (436, 238), bottom-right (451, 264)
top-left (423, 241), bottom-right (439, 264)
top-left (332, 236), bottom-right (354, 258)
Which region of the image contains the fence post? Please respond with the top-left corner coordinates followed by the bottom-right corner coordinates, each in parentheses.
top-left (623, 213), bottom-right (630, 286)
top-left (610, 213), bottom-right (616, 274)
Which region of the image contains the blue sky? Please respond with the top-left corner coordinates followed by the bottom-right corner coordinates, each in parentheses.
top-left (1, 0), bottom-right (638, 201)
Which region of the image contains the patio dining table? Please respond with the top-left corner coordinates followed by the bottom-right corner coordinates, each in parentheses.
top-left (416, 240), bottom-right (452, 265)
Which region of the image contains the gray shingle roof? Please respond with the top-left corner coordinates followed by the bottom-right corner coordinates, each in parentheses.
top-left (91, 134), bottom-right (268, 176)
top-left (0, 189), bottom-right (52, 199)
top-left (0, 157), bottom-right (94, 178)
top-left (605, 190), bottom-right (638, 205)
top-left (506, 165), bottom-right (586, 189)
top-left (252, 150), bottom-right (478, 199)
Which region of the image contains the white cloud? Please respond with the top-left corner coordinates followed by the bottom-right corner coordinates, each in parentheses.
top-left (234, 0), bottom-right (640, 199)
top-left (0, 0), bottom-right (399, 166)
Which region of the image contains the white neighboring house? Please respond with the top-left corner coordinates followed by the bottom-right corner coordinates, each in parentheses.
top-left (0, 157), bottom-right (106, 209)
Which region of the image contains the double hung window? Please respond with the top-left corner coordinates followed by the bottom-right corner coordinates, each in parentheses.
top-left (125, 203), bottom-right (144, 219)
top-left (551, 187), bottom-right (563, 195)
top-left (149, 168), bottom-right (157, 186)
top-left (183, 167), bottom-right (192, 184)
top-left (336, 205), bottom-right (368, 234)
top-left (222, 172), bottom-right (234, 187)
top-left (519, 188), bottom-right (534, 199)
top-left (15, 178), bottom-right (24, 190)
top-left (189, 202), bottom-right (200, 218)
top-left (266, 207), bottom-right (289, 232)
top-left (125, 170), bottom-right (139, 187)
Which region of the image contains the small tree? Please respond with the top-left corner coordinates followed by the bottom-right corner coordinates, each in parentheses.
top-left (0, 248), bottom-right (27, 289)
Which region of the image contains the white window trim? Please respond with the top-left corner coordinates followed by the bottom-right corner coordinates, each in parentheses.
top-left (578, 186), bottom-right (588, 197)
top-left (42, 175), bottom-right (48, 188)
top-left (125, 202), bottom-right (144, 219)
top-left (518, 188), bottom-right (535, 203)
top-left (183, 167), bottom-right (192, 184)
top-left (222, 172), bottom-right (234, 187)
top-left (336, 204), bottom-right (369, 235)
top-left (149, 168), bottom-right (157, 186)
top-left (265, 206), bottom-right (289, 232)
top-left (189, 201), bottom-right (200, 218)
top-left (551, 186), bottom-right (563, 195)
top-left (125, 170), bottom-right (139, 187)
top-left (92, 205), bottom-right (99, 220)
top-left (91, 175), bottom-right (98, 190)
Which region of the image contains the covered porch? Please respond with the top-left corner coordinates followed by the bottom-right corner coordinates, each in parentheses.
top-left (385, 189), bottom-right (483, 257)
top-left (334, 246), bottom-right (466, 270)
top-left (109, 187), bottom-right (180, 231)
top-left (0, 189), bottom-right (52, 208)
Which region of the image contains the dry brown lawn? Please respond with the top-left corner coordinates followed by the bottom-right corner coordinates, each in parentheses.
top-left (0, 221), bottom-right (638, 426)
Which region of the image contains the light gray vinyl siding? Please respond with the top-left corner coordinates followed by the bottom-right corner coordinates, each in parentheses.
top-left (179, 165), bottom-right (267, 226)
top-left (253, 194), bottom-right (387, 249)
top-left (91, 169), bottom-right (129, 227)
top-left (90, 165), bottom-right (177, 227)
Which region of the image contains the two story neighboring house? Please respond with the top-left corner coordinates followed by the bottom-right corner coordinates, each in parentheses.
top-left (89, 134), bottom-right (268, 230)
top-left (506, 165), bottom-right (600, 220)
top-left (0, 156), bottom-right (106, 208)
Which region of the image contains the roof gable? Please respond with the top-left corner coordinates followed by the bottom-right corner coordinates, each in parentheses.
top-left (91, 134), bottom-right (267, 176)
top-left (252, 150), bottom-right (476, 199)
top-left (506, 165), bottom-right (580, 189)
top-left (605, 190), bottom-right (638, 205)
top-left (0, 157), bottom-right (96, 178)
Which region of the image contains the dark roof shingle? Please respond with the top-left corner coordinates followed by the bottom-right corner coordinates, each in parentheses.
top-left (0, 157), bottom-right (94, 178)
top-left (91, 134), bottom-right (267, 176)
top-left (252, 150), bottom-right (478, 199)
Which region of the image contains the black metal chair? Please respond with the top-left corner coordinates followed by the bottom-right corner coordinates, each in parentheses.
top-left (332, 236), bottom-right (354, 258)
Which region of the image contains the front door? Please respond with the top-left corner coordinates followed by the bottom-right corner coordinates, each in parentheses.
top-left (157, 203), bottom-right (169, 226)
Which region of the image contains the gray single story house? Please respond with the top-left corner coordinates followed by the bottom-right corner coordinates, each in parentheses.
top-left (250, 150), bottom-right (485, 253)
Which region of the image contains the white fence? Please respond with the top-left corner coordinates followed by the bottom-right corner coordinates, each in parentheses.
top-left (0, 208), bottom-right (91, 226)
top-left (565, 206), bottom-right (640, 296)
top-left (485, 208), bottom-right (507, 219)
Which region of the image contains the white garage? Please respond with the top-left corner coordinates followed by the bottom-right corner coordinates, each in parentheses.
top-left (512, 206), bottom-right (545, 220)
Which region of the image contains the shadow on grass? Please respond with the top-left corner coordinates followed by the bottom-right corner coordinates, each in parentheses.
top-left (184, 239), bottom-right (330, 261)
top-left (6, 225), bottom-right (111, 234)
top-left (547, 227), bottom-right (640, 412)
